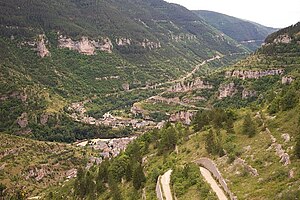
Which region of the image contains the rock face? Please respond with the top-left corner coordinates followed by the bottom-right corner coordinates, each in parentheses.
top-left (122, 83), bottom-right (130, 91)
top-left (40, 113), bottom-right (49, 125)
top-left (242, 89), bottom-right (256, 99)
top-left (116, 38), bottom-right (132, 46)
top-left (266, 128), bottom-right (291, 166)
top-left (274, 34), bottom-right (292, 44)
top-left (225, 69), bottom-right (284, 80)
top-left (149, 96), bottom-right (180, 104)
top-left (281, 133), bottom-right (291, 143)
top-left (170, 33), bottom-right (196, 42)
top-left (17, 112), bottom-right (28, 128)
top-left (36, 34), bottom-right (50, 58)
top-left (169, 111), bottom-right (194, 125)
top-left (140, 39), bottom-right (161, 49)
top-left (234, 158), bottom-right (259, 176)
top-left (218, 82), bottom-right (237, 99)
top-left (282, 76), bottom-right (294, 84)
top-left (168, 78), bottom-right (212, 93)
top-left (58, 36), bottom-right (113, 55)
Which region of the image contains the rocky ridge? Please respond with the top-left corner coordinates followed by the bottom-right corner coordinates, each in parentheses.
top-left (58, 36), bottom-right (113, 55)
top-left (225, 69), bottom-right (284, 80)
top-left (36, 34), bottom-right (50, 58)
top-left (218, 82), bottom-right (237, 99)
top-left (167, 78), bottom-right (213, 93)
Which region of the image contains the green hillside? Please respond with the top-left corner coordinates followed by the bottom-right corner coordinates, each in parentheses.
top-left (194, 10), bottom-right (278, 50)
top-left (0, 0), bottom-right (251, 142)
top-left (0, 0), bottom-right (299, 199)
top-left (0, 133), bottom-right (93, 198)
top-left (37, 22), bottom-right (300, 200)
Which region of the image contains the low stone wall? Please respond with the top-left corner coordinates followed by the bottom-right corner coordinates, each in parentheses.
top-left (156, 176), bottom-right (164, 200)
top-left (195, 158), bottom-right (237, 200)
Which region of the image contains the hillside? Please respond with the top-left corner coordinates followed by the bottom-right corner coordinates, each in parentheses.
top-left (0, 133), bottom-right (94, 198)
top-left (39, 23), bottom-right (300, 200)
top-left (193, 10), bottom-right (278, 50)
top-left (0, 0), bottom-right (251, 142)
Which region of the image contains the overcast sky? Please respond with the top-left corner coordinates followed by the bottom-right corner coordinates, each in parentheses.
top-left (165, 0), bottom-right (300, 28)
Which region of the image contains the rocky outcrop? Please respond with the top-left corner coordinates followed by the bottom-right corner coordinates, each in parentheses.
top-left (17, 112), bottom-right (28, 128)
top-left (116, 38), bottom-right (131, 46)
top-left (170, 34), bottom-right (197, 42)
top-left (140, 39), bottom-right (161, 50)
top-left (266, 128), bottom-right (291, 166)
top-left (282, 76), bottom-right (294, 84)
top-left (225, 69), bottom-right (284, 80)
top-left (58, 36), bottom-right (113, 55)
top-left (234, 158), bottom-right (259, 176)
top-left (242, 89), bottom-right (256, 99)
top-left (36, 34), bottom-right (50, 58)
top-left (131, 103), bottom-right (146, 116)
top-left (0, 91), bottom-right (27, 102)
top-left (274, 34), bottom-right (292, 44)
top-left (40, 113), bottom-right (49, 125)
top-left (218, 82), bottom-right (237, 99)
top-left (281, 133), bottom-right (291, 143)
top-left (122, 83), bottom-right (130, 91)
top-left (26, 165), bottom-right (51, 181)
top-left (168, 78), bottom-right (212, 93)
top-left (96, 76), bottom-right (120, 81)
top-left (148, 96), bottom-right (180, 104)
top-left (169, 111), bottom-right (194, 125)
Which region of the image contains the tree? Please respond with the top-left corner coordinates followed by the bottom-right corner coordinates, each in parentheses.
top-left (108, 173), bottom-right (122, 200)
top-left (281, 88), bottom-right (298, 111)
top-left (205, 129), bottom-right (224, 156)
top-left (74, 168), bottom-right (86, 198)
top-left (242, 114), bottom-right (256, 138)
top-left (132, 164), bottom-right (146, 190)
top-left (158, 126), bottom-right (178, 155)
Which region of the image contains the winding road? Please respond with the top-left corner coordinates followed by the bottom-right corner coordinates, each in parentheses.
top-left (200, 167), bottom-right (228, 200)
top-left (160, 169), bottom-right (173, 200)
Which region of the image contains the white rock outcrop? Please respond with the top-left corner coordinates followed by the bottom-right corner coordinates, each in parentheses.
top-left (274, 34), bottom-right (292, 44)
top-left (36, 34), bottom-right (50, 58)
top-left (242, 89), bottom-right (257, 99)
top-left (225, 69), bottom-right (284, 80)
top-left (116, 38), bottom-right (132, 46)
top-left (140, 39), bottom-right (161, 49)
top-left (282, 76), bottom-right (294, 84)
top-left (169, 111), bottom-right (194, 125)
top-left (218, 82), bottom-right (237, 99)
top-left (168, 78), bottom-right (212, 93)
top-left (17, 112), bottom-right (28, 128)
top-left (58, 36), bottom-right (113, 55)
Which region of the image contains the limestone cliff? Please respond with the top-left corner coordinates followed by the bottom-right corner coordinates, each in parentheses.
top-left (58, 36), bottom-right (113, 55)
top-left (140, 39), bottom-right (161, 50)
top-left (225, 69), bottom-right (284, 80)
top-left (218, 82), bottom-right (237, 99)
top-left (36, 34), bottom-right (50, 58)
top-left (242, 89), bottom-right (256, 99)
top-left (168, 78), bottom-right (212, 93)
top-left (273, 34), bottom-right (292, 44)
top-left (282, 76), bottom-right (294, 84)
top-left (169, 111), bottom-right (194, 125)
top-left (116, 38), bottom-right (132, 46)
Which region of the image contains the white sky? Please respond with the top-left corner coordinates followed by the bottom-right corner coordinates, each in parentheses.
top-left (165, 0), bottom-right (300, 28)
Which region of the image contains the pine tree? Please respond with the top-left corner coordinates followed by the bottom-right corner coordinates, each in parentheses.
top-left (132, 164), bottom-right (146, 190)
top-left (242, 114), bottom-right (256, 137)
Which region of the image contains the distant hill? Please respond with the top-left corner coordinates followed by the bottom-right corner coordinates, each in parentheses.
top-left (193, 10), bottom-right (278, 50)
